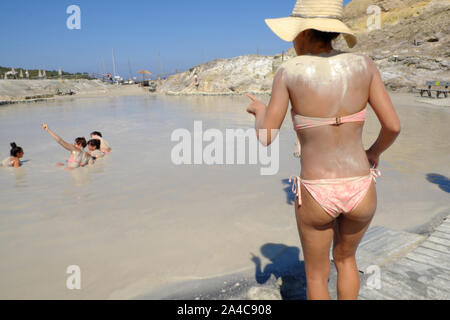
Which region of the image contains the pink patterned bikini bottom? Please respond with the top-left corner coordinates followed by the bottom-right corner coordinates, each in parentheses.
top-left (289, 168), bottom-right (381, 218)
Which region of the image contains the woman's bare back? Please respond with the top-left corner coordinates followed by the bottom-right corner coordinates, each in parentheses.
top-left (279, 50), bottom-right (376, 179)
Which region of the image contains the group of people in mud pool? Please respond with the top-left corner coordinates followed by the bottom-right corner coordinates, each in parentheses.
top-left (1, 125), bottom-right (112, 170)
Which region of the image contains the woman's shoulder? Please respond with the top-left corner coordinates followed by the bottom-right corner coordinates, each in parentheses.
top-left (91, 150), bottom-right (104, 157)
top-left (276, 56), bottom-right (304, 80)
top-left (2, 156), bottom-right (13, 167)
top-left (340, 51), bottom-right (377, 69)
top-left (278, 55), bottom-right (304, 70)
top-left (279, 50), bottom-right (375, 65)
top-left (276, 51), bottom-right (378, 83)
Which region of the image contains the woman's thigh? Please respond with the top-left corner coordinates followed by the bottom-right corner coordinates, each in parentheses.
top-left (295, 184), bottom-right (335, 271)
top-left (333, 180), bottom-right (377, 258)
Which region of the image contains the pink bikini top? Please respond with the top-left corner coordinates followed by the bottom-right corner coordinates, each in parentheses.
top-left (292, 108), bottom-right (366, 131)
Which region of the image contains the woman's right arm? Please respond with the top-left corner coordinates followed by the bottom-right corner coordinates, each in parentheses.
top-left (366, 59), bottom-right (401, 168)
top-left (42, 124), bottom-right (76, 152)
top-left (12, 158), bottom-right (20, 168)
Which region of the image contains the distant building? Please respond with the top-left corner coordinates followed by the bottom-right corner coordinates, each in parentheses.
top-left (5, 68), bottom-right (18, 79)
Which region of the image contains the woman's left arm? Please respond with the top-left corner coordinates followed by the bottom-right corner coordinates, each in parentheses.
top-left (246, 68), bottom-right (290, 146)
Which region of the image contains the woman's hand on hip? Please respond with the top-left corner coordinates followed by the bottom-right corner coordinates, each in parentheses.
top-left (366, 149), bottom-right (380, 169)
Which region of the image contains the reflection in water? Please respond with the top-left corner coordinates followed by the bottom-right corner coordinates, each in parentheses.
top-left (87, 160), bottom-right (106, 175)
top-left (13, 167), bottom-right (28, 188)
top-left (69, 166), bottom-right (90, 187)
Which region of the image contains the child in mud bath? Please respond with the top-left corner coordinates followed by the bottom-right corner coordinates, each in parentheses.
top-left (1, 142), bottom-right (24, 168)
top-left (42, 124), bottom-right (90, 169)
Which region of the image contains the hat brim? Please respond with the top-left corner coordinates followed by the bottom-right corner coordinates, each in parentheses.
top-left (265, 17), bottom-right (357, 48)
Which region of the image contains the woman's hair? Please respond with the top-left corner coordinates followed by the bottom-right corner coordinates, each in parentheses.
top-left (75, 137), bottom-right (87, 148)
top-left (309, 29), bottom-right (340, 45)
top-left (10, 142), bottom-right (23, 157)
top-left (91, 131), bottom-right (102, 137)
top-left (87, 139), bottom-right (101, 150)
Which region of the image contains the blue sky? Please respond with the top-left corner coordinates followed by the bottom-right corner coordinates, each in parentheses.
top-left (0, 0), bottom-right (353, 77)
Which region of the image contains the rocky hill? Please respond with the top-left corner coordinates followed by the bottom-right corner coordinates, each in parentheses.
top-left (333, 0), bottom-right (450, 91)
top-left (161, 0), bottom-right (449, 94)
top-left (159, 55), bottom-right (279, 95)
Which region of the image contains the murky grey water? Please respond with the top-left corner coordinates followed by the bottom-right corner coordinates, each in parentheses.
top-left (0, 94), bottom-right (448, 298)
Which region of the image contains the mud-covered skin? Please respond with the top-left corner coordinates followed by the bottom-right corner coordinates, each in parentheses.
top-left (279, 50), bottom-right (375, 180)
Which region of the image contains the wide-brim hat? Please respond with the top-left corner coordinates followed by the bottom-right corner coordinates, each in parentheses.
top-left (265, 0), bottom-right (357, 48)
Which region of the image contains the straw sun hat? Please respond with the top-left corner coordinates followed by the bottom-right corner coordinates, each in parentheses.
top-left (265, 0), bottom-right (357, 48)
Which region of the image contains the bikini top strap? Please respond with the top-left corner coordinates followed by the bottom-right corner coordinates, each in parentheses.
top-left (293, 108), bottom-right (367, 130)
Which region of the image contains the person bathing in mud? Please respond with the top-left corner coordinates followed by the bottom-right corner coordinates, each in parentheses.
top-left (86, 139), bottom-right (105, 165)
top-left (90, 131), bottom-right (112, 154)
top-left (1, 142), bottom-right (24, 168)
top-left (42, 124), bottom-right (90, 169)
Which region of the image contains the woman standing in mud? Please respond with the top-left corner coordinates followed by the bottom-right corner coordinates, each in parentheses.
top-left (246, 0), bottom-right (400, 299)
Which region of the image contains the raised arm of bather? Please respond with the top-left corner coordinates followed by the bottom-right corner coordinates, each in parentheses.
top-left (41, 124), bottom-right (88, 169)
top-left (41, 124), bottom-right (77, 152)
